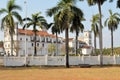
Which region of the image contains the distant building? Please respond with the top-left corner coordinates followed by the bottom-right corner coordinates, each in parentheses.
top-left (71, 31), bottom-right (92, 55)
top-left (69, 38), bottom-right (74, 48)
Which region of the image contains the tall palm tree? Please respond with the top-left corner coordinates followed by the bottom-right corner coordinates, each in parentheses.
top-left (91, 14), bottom-right (99, 54)
top-left (23, 12), bottom-right (48, 56)
top-left (48, 22), bottom-right (60, 56)
top-left (80, 0), bottom-right (112, 66)
top-left (70, 15), bottom-right (84, 55)
top-left (0, 0), bottom-right (22, 55)
top-left (104, 9), bottom-right (120, 55)
top-left (47, 0), bottom-right (83, 68)
top-left (117, 0), bottom-right (120, 8)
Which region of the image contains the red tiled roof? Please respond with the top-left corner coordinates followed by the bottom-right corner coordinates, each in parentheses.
top-left (49, 34), bottom-right (56, 38)
top-left (63, 38), bottom-right (74, 42)
top-left (18, 29), bottom-right (55, 37)
top-left (82, 45), bottom-right (91, 49)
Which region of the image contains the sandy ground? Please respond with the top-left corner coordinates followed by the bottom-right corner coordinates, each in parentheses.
top-left (0, 66), bottom-right (120, 80)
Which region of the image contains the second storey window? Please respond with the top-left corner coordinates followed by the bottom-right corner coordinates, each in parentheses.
top-left (26, 38), bottom-right (28, 41)
top-left (31, 43), bottom-right (34, 47)
top-left (20, 38), bottom-right (22, 41)
top-left (37, 43), bottom-right (39, 47)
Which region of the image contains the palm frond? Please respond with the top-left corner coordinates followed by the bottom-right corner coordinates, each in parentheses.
top-left (1, 17), bottom-right (6, 30)
top-left (117, 0), bottom-right (120, 8)
top-left (47, 23), bottom-right (54, 29)
top-left (104, 18), bottom-right (109, 27)
top-left (71, 6), bottom-right (83, 18)
top-left (11, 4), bottom-right (22, 11)
top-left (23, 22), bottom-right (33, 30)
top-left (23, 17), bottom-right (32, 21)
top-left (7, 0), bottom-right (14, 12)
top-left (46, 6), bottom-right (60, 17)
top-left (12, 11), bottom-right (22, 24)
top-left (0, 8), bottom-right (7, 15)
top-left (109, 9), bottom-right (112, 16)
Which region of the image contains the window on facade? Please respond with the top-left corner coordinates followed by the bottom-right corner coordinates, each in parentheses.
top-left (89, 42), bottom-right (91, 45)
top-left (42, 37), bottom-right (45, 42)
top-left (32, 43), bottom-right (34, 47)
top-left (37, 43), bottom-right (39, 47)
top-left (86, 33), bottom-right (87, 37)
top-left (30, 36), bottom-right (32, 40)
top-left (8, 44), bottom-right (10, 48)
top-left (42, 43), bottom-right (44, 47)
top-left (5, 44), bottom-right (7, 47)
top-left (20, 38), bottom-right (22, 41)
top-left (89, 34), bottom-right (91, 38)
top-left (26, 38), bottom-right (28, 41)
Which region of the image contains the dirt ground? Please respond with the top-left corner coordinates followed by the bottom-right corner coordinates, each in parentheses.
top-left (0, 66), bottom-right (120, 80)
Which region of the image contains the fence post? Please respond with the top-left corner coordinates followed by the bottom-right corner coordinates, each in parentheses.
top-left (82, 55), bottom-right (84, 64)
top-left (113, 55), bottom-right (116, 65)
top-left (78, 55), bottom-right (81, 64)
top-left (3, 55), bottom-right (7, 66)
top-left (64, 55), bottom-right (66, 66)
top-left (98, 55), bottom-right (100, 65)
top-left (89, 55), bottom-right (91, 65)
top-left (45, 55), bottom-right (48, 65)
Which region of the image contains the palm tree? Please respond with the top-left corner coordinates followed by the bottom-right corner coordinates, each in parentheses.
top-left (117, 0), bottom-right (120, 8)
top-left (70, 15), bottom-right (84, 55)
top-left (80, 0), bottom-right (112, 66)
top-left (91, 14), bottom-right (99, 54)
top-left (48, 22), bottom-right (60, 56)
top-left (104, 9), bottom-right (120, 55)
top-left (23, 12), bottom-right (48, 56)
top-left (47, 0), bottom-right (83, 68)
top-left (0, 0), bottom-right (22, 56)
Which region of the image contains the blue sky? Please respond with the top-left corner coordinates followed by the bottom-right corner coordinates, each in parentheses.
top-left (0, 0), bottom-right (120, 48)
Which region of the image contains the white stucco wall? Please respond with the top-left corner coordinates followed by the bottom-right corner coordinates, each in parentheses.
top-left (82, 48), bottom-right (92, 55)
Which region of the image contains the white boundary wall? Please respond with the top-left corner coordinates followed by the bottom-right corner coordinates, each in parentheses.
top-left (3, 55), bottom-right (120, 66)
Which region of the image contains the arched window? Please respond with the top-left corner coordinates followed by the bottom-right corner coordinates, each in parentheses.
top-left (37, 43), bottom-right (39, 47)
top-left (31, 43), bottom-right (34, 47)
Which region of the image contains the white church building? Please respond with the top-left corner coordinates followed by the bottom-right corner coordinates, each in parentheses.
top-left (3, 23), bottom-right (93, 56)
top-left (4, 23), bottom-right (63, 56)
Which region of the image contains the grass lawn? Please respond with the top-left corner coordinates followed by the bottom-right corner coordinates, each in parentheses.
top-left (0, 66), bottom-right (120, 80)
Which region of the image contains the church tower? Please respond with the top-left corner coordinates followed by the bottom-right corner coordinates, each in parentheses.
top-left (83, 31), bottom-right (92, 46)
top-left (4, 22), bottom-right (18, 56)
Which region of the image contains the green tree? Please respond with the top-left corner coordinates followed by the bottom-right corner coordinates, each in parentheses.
top-left (81, 0), bottom-right (112, 66)
top-left (91, 14), bottom-right (99, 54)
top-left (0, 0), bottom-right (22, 55)
top-left (104, 9), bottom-right (120, 55)
top-left (48, 44), bottom-right (56, 56)
top-left (70, 16), bottom-right (84, 55)
top-left (23, 12), bottom-right (48, 56)
top-left (47, 0), bottom-right (83, 68)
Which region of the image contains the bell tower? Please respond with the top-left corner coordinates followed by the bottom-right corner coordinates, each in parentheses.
top-left (84, 31), bottom-right (92, 46)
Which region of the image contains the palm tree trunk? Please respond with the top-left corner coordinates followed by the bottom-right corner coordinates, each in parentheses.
top-left (56, 32), bottom-right (58, 56)
top-left (94, 32), bottom-right (96, 54)
top-left (10, 32), bottom-right (14, 56)
top-left (65, 28), bottom-right (69, 68)
top-left (34, 31), bottom-right (37, 56)
top-left (76, 32), bottom-right (78, 55)
top-left (98, 0), bottom-right (103, 66)
top-left (111, 29), bottom-right (113, 56)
